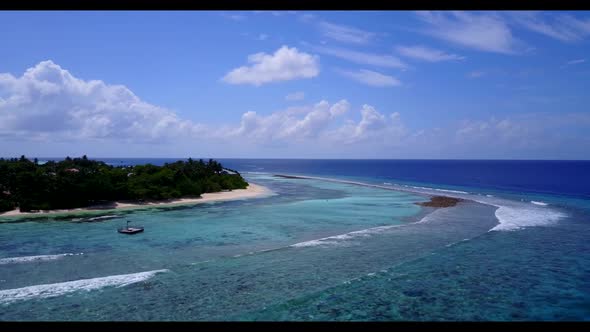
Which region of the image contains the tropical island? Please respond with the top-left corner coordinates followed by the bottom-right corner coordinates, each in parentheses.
top-left (0, 156), bottom-right (256, 214)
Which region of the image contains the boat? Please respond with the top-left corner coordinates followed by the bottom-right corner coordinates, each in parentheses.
top-left (118, 220), bottom-right (144, 234)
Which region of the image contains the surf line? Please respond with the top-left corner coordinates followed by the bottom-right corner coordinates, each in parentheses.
top-left (0, 269), bottom-right (169, 304)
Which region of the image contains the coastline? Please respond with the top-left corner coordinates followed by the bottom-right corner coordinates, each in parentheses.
top-left (0, 182), bottom-right (274, 218)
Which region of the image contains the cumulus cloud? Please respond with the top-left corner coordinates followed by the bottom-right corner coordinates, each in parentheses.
top-left (227, 99), bottom-right (351, 143)
top-left (416, 11), bottom-right (524, 54)
top-left (224, 99), bottom-right (410, 149)
top-left (285, 91), bottom-right (305, 101)
top-left (222, 46), bottom-right (320, 86)
top-left (0, 61), bottom-right (401, 149)
top-left (395, 45), bottom-right (465, 62)
top-left (0, 60), bottom-right (204, 143)
top-left (3, 61), bottom-right (588, 159)
top-left (336, 69), bottom-right (401, 87)
top-left (326, 105), bottom-right (406, 144)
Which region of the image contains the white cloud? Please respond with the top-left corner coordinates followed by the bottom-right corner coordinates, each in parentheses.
top-left (510, 11), bottom-right (590, 42)
top-left (281, 100), bottom-right (350, 139)
top-left (0, 61), bottom-right (396, 150)
top-left (220, 13), bottom-right (247, 21)
top-left (222, 46), bottom-right (320, 86)
top-left (227, 99), bottom-right (351, 143)
top-left (3, 61), bottom-right (589, 159)
top-left (337, 69), bottom-right (401, 87)
top-left (227, 100), bottom-right (409, 147)
top-left (315, 46), bottom-right (408, 69)
top-left (454, 116), bottom-right (539, 150)
top-left (221, 108), bottom-right (590, 158)
top-left (326, 105), bottom-right (405, 144)
top-left (566, 58), bottom-right (586, 65)
top-left (395, 45), bottom-right (465, 62)
top-left (449, 113), bottom-right (590, 157)
top-left (318, 21), bottom-right (375, 44)
top-left (0, 60), bottom-right (204, 143)
top-left (285, 91), bottom-right (305, 101)
top-left (416, 11), bottom-right (523, 54)
top-left (329, 99), bottom-right (350, 117)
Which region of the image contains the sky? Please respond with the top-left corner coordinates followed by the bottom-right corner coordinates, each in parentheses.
top-left (0, 10), bottom-right (589, 159)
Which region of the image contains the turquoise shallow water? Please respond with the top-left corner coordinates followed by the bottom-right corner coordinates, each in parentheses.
top-left (0, 172), bottom-right (589, 321)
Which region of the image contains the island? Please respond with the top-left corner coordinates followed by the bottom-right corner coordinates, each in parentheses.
top-left (415, 196), bottom-right (463, 208)
top-left (0, 155), bottom-right (263, 215)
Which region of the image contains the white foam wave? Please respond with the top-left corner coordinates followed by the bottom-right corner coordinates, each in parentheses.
top-left (290, 225), bottom-right (402, 248)
top-left (411, 186), bottom-right (432, 190)
top-left (383, 182), bottom-right (392, 185)
top-left (410, 185), bottom-right (468, 194)
top-left (434, 188), bottom-right (469, 194)
top-left (0, 253), bottom-right (84, 265)
top-left (414, 212), bottom-right (439, 224)
top-left (394, 185), bottom-right (557, 233)
top-left (489, 205), bottom-right (565, 231)
top-left (190, 260), bottom-right (212, 265)
top-left (274, 174), bottom-right (568, 232)
top-left (531, 201), bottom-right (548, 206)
top-left (0, 269), bottom-right (168, 304)
top-left (85, 215), bottom-right (122, 222)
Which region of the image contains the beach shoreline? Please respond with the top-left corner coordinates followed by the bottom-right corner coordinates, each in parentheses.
top-left (0, 182), bottom-right (274, 218)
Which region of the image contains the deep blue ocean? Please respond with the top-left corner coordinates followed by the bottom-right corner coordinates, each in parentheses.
top-left (1, 158), bottom-right (588, 321)
top-left (93, 158), bottom-right (590, 199)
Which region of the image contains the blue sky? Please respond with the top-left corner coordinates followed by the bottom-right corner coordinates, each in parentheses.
top-left (0, 11), bottom-right (589, 159)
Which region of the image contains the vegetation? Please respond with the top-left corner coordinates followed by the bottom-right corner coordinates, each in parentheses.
top-left (0, 156), bottom-right (248, 212)
top-left (416, 196), bottom-right (463, 208)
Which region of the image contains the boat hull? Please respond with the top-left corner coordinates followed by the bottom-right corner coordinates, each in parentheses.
top-left (117, 227), bottom-right (144, 234)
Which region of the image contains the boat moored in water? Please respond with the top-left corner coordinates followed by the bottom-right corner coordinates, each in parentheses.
top-left (118, 220), bottom-right (144, 234)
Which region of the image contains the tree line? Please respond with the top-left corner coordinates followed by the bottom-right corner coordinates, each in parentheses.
top-left (0, 156), bottom-right (249, 212)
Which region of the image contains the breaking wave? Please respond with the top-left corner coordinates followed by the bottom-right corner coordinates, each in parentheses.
top-left (489, 204), bottom-right (565, 231)
top-left (0, 253), bottom-right (84, 265)
top-left (289, 225), bottom-right (403, 248)
top-left (84, 215), bottom-right (123, 222)
top-left (0, 269), bottom-right (168, 304)
top-left (273, 174), bottom-right (567, 232)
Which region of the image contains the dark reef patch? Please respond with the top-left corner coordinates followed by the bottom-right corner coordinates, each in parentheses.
top-left (416, 196), bottom-right (463, 208)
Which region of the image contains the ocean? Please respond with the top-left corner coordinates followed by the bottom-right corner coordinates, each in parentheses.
top-left (0, 159), bottom-right (589, 321)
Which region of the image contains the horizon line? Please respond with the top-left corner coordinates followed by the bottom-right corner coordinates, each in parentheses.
top-left (6, 156), bottom-right (590, 162)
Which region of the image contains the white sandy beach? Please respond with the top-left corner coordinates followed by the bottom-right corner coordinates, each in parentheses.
top-left (0, 183), bottom-right (273, 218)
